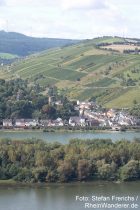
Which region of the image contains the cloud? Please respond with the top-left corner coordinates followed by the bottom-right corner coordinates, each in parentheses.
top-left (4, 0), bottom-right (107, 10)
top-left (60, 0), bottom-right (108, 10)
top-left (0, 0), bottom-right (6, 6)
top-left (0, 18), bottom-right (6, 29)
top-left (4, 0), bottom-right (56, 7)
top-left (0, 0), bottom-right (140, 39)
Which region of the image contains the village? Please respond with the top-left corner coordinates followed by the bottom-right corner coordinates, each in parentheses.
top-left (1, 100), bottom-right (139, 131)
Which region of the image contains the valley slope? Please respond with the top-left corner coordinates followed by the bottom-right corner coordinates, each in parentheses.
top-left (1, 36), bottom-right (140, 108)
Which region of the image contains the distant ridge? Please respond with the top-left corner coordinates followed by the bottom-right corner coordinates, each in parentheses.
top-left (0, 30), bottom-right (79, 56)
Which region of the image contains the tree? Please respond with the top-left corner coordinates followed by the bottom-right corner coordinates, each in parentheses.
top-left (33, 167), bottom-right (48, 182)
top-left (97, 163), bottom-right (116, 180)
top-left (130, 104), bottom-right (140, 117)
top-left (133, 99), bottom-right (137, 105)
top-left (120, 160), bottom-right (140, 181)
top-left (77, 159), bottom-right (92, 181)
top-left (42, 105), bottom-right (56, 119)
top-left (57, 160), bottom-right (75, 182)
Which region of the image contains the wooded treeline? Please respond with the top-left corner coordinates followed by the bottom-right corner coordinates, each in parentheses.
top-left (0, 79), bottom-right (77, 121)
top-left (0, 138), bottom-right (140, 183)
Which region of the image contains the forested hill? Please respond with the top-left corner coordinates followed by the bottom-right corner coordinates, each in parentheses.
top-left (0, 31), bottom-right (78, 56)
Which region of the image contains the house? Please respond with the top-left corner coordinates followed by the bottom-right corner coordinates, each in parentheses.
top-left (87, 119), bottom-right (100, 127)
top-left (69, 116), bottom-right (86, 127)
top-left (99, 119), bottom-right (110, 127)
top-left (77, 101), bottom-right (93, 110)
top-left (112, 126), bottom-right (121, 131)
top-left (136, 119), bottom-right (140, 126)
top-left (24, 119), bottom-right (38, 127)
top-left (54, 118), bottom-right (64, 126)
top-left (15, 119), bottom-right (26, 128)
top-left (40, 118), bottom-right (64, 127)
top-left (55, 101), bottom-right (63, 108)
top-left (84, 110), bottom-right (100, 120)
top-left (106, 109), bottom-right (116, 118)
top-left (40, 120), bottom-right (50, 127)
top-left (3, 119), bottom-right (13, 128)
top-left (15, 119), bottom-right (38, 128)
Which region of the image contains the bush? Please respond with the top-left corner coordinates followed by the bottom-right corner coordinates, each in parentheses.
top-left (120, 160), bottom-right (140, 181)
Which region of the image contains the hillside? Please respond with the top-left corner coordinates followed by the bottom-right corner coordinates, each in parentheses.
top-left (0, 30), bottom-right (78, 58)
top-left (1, 36), bottom-right (140, 108)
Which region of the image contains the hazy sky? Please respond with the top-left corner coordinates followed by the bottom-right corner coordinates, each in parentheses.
top-left (0, 0), bottom-right (140, 39)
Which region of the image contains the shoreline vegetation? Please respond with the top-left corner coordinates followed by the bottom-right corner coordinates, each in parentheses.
top-left (0, 179), bottom-right (139, 188)
top-left (0, 125), bottom-right (140, 133)
top-left (0, 138), bottom-right (140, 185)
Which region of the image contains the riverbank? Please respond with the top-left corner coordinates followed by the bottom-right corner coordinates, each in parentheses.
top-left (0, 127), bottom-right (140, 133)
top-left (0, 180), bottom-right (49, 188)
top-left (0, 179), bottom-right (138, 188)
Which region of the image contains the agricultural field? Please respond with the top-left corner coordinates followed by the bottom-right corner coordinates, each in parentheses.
top-left (94, 36), bottom-right (125, 44)
top-left (101, 44), bottom-right (140, 53)
top-left (105, 87), bottom-right (140, 108)
top-left (86, 77), bottom-right (117, 87)
top-left (1, 36), bottom-right (140, 108)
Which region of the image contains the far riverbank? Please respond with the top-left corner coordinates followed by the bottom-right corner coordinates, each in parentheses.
top-left (0, 126), bottom-right (140, 133)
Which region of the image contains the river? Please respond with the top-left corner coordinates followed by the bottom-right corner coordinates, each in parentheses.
top-left (0, 130), bottom-right (139, 143)
top-left (0, 182), bottom-right (140, 210)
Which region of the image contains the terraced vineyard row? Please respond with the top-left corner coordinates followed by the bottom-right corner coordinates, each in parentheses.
top-left (1, 36), bottom-right (140, 108)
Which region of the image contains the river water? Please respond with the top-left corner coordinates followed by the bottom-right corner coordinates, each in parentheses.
top-left (0, 130), bottom-right (139, 143)
top-left (0, 182), bottom-right (140, 210)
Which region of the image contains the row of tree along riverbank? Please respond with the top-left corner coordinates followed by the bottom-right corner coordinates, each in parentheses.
top-left (0, 138), bottom-right (140, 183)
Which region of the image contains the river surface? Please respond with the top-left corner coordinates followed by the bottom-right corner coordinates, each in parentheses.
top-left (0, 130), bottom-right (139, 143)
top-left (0, 182), bottom-right (140, 210)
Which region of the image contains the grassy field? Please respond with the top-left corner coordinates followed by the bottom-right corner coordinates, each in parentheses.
top-left (101, 44), bottom-right (140, 53)
top-left (94, 37), bottom-right (125, 44)
top-left (1, 36), bottom-right (140, 108)
top-left (0, 53), bottom-right (18, 59)
top-left (0, 179), bottom-right (17, 185)
top-left (86, 77), bottom-right (117, 87)
top-left (105, 87), bottom-right (140, 108)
